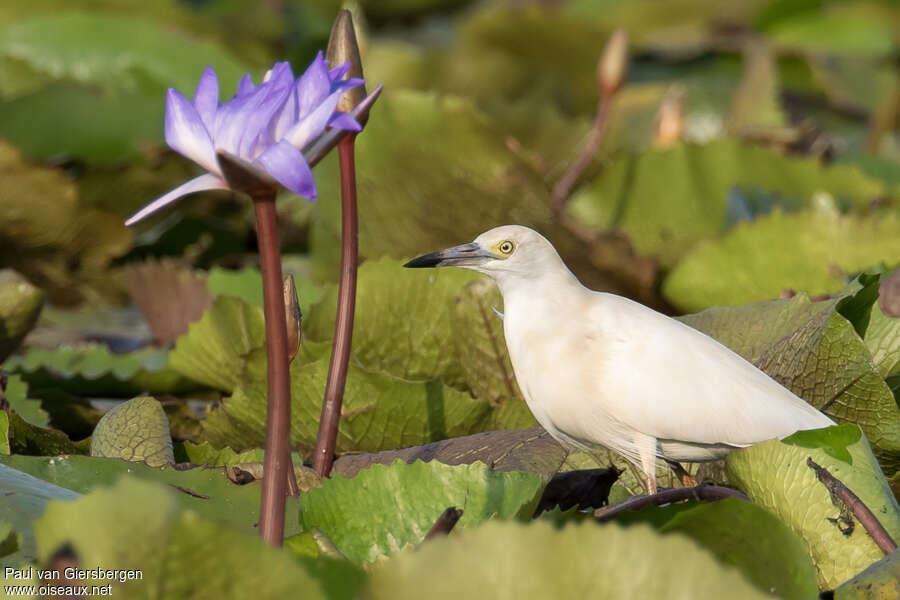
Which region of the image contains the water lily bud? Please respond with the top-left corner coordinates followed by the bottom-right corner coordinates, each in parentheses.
top-left (284, 274), bottom-right (302, 363)
top-left (326, 9), bottom-right (368, 123)
top-left (654, 85), bottom-right (684, 148)
top-left (598, 29), bottom-right (628, 98)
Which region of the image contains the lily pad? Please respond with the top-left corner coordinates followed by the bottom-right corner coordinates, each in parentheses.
top-left (680, 293), bottom-right (900, 473)
top-left (450, 277), bottom-right (522, 403)
top-left (834, 547), bottom-right (900, 599)
top-left (305, 257), bottom-right (479, 383)
top-left (366, 520), bottom-right (771, 599)
top-left (664, 210), bottom-right (900, 312)
top-left (90, 396), bottom-right (175, 467)
top-left (201, 351), bottom-right (534, 454)
top-left (4, 344), bottom-right (199, 397)
top-left (726, 425), bottom-right (900, 589)
top-left (3, 373), bottom-right (48, 428)
top-left (0, 454), bottom-right (301, 536)
top-left (0, 462), bottom-right (79, 566)
top-left (615, 498), bottom-right (818, 600)
top-left (568, 139), bottom-right (887, 269)
top-left (168, 296), bottom-right (266, 392)
top-left (0, 270), bottom-right (42, 362)
top-left (34, 477), bottom-right (329, 599)
top-left (298, 459), bottom-right (544, 564)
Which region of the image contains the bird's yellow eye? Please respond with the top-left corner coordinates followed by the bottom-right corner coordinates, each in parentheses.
top-left (498, 240), bottom-right (515, 255)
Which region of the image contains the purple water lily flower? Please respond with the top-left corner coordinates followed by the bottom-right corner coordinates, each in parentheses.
top-left (125, 52), bottom-right (364, 226)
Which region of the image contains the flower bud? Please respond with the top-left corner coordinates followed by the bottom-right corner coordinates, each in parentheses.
top-left (598, 29), bottom-right (629, 98)
top-left (654, 85), bottom-right (685, 148)
top-left (284, 274), bottom-right (302, 363)
top-left (326, 9), bottom-right (368, 123)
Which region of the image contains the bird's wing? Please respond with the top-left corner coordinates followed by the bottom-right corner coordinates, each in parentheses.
top-left (583, 293), bottom-right (833, 447)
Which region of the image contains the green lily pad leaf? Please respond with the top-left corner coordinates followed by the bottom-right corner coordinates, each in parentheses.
top-left (309, 90), bottom-right (552, 278)
top-left (206, 266), bottom-right (264, 306)
top-left (90, 397), bottom-right (174, 467)
top-left (764, 9), bottom-right (896, 59)
top-left (366, 520), bottom-right (771, 599)
top-left (783, 424), bottom-right (862, 465)
top-left (34, 478), bottom-right (329, 599)
top-left (450, 277), bottom-right (522, 403)
top-left (569, 139), bottom-right (887, 269)
top-left (0, 11), bottom-right (248, 96)
top-left (3, 374), bottom-right (48, 428)
top-left (168, 296), bottom-right (266, 392)
top-left (177, 441), bottom-right (265, 466)
top-left (201, 351), bottom-right (532, 454)
top-left (835, 272), bottom-right (881, 339)
top-left (665, 210), bottom-right (900, 312)
top-left (615, 498), bottom-right (818, 600)
top-left (0, 454), bottom-right (300, 536)
top-left (865, 296), bottom-right (900, 378)
top-left (298, 460), bottom-right (544, 564)
top-left (834, 547), bottom-right (900, 599)
top-left (0, 82), bottom-right (163, 165)
top-left (0, 270), bottom-right (42, 362)
top-left (726, 425), bottom-right (900, 589)
top-left (680, 293), bottom-right (900, 473)
top-left (4, 344), bottom-right (198, 397)
top-left (306, 257), bottom-right (479, 383)
top-left (0, 462), bottom-right (79, 566)
top-left (6, 409), bottom-right (84, 456)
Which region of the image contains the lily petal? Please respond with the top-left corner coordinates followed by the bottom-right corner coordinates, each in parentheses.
top-left (328, 62), bottom-right (350, 81)
top-left (237, 63), bottom-right (294, 158)
top-left (165, 89), bottom-right (219, 174)
top-left (125, 173), bottom-right (228, 226)
top-left (254, 140), bottom-right (316, 199)
top-left (327, 112), bottom-right (362, 132)
top-left (283, 87), bottom-right (345, 150)
top-left (193, 66), bottom-right (219, 132)
top-left (295, 51), bottom-right (331, 118)
top-left (236, 74), bottom-right (255, 96)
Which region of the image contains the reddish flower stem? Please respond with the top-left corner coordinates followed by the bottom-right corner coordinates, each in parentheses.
top-left (253, 191), bottom-right (292, 546)
top-left (313, 134), bottom-right (358, 477)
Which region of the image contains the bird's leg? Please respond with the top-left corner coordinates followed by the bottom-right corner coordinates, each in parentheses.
top-left (665, 459), bottom-right (698, 488)
top-left (635, 434), bottom-right (659, 495)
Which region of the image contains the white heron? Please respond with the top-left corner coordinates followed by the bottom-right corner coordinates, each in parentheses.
top-left (405, 225), bottom-right (834, 494)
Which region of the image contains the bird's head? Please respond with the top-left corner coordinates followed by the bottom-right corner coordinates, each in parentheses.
top-left (404, 225), bottom-right (567, 287)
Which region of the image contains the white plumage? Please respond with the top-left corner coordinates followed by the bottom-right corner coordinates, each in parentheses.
top-left (405, 225), bottom-right (834, 493)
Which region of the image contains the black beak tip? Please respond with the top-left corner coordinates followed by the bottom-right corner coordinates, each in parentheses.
top-left (404, 253), bottom-right (441, 268)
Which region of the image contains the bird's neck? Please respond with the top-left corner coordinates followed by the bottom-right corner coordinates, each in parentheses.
top-left (495, 264), bottom-right (585, 315)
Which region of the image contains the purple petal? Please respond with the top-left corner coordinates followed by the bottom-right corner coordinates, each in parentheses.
top-left (295, 51), bottom-right (331, 118)
top-left (236, 63), bottom-right (294, 157)
top-left (334, 77), bottom-right (364, 93)
top-left (236, 74), bottom-right (255, 96)
top-left (283, 87), bottom-right (345, 150)
top-left (125, 174), bottom-right (228, 226)
top-left (328, 62), bottom-right (351, 81)
top-left (328, 112), bottom-right (362, 132)
top-left (193, 66), bottom-right (219, 132)
top-left (165, 88), bottom-right (218, 174)
top-left (254, 140), bottom-right (317, 199)
top-left (271, 86), bottom-right (298, 142)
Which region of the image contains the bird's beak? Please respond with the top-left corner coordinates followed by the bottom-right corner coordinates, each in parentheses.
top-left (404, 242), bottom-right (494, 268)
